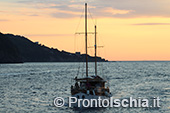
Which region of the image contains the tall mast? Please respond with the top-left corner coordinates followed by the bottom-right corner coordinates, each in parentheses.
top-left (85, 3), bottom-right (88, 78)
top-left (95, 25), bottom-right (97, 76)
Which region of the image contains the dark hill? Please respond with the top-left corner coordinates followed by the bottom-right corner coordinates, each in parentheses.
top-left (0, 32), bottom-right (106, 63)
top-left (0, 33), bottom-right (22, 63)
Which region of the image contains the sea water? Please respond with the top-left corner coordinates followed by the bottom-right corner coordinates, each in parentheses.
top-left (0, 62), bottom-right (170, 113)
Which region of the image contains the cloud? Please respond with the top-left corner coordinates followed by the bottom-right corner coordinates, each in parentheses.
top-left (0, 11), bottom-right (5, 13)
top-left (68, 4), bottom-right (96, 9)
top-left (24, 34), bottom-right (73, 37)
top-left (132, 23), bottom-right (170, 25)
top-left (15, 0), bottom-right (170, 18)
top-left (28, 14), bottom-right (39, 16)
top-left (103, 7), bottom-right (133, 15)
top-left (0, 19), bottom-right (9, 21)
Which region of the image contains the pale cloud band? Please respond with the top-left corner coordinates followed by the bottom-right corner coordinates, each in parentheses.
top-left (132, 23), bottom-right (170, 25)
top-left (25, 34), bottom-right (73, 37)
top-left (0, 19), bottom-right (9, 21)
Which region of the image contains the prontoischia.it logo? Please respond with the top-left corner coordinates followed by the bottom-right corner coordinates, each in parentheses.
top-left (53, 97), bottom-right (161, 108)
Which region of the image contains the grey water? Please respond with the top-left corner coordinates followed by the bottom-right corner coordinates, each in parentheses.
top-left (0, 62), bottom-right (170, 113)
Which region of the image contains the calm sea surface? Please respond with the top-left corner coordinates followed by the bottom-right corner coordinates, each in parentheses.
top-left (0, 62), bottom-right (170, 113)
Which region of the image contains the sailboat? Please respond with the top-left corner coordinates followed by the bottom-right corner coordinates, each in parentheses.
top-left (71, 3), bottom-right (112, 108)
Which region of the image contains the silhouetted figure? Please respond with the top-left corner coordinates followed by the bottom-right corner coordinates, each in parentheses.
top-left (75, 82), bottom-right (79, 89)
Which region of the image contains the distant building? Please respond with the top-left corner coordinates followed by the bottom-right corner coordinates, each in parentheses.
top-left (75, 52), bottom-right (81, 55)
top-left (35, 41), bottom-right (39, 44)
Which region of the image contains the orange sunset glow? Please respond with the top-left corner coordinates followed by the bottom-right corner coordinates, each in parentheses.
top-left (1, 0), bottom-right (170, 61)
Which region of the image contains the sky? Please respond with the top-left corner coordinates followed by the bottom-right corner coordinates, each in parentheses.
top-left (1, 0), bottom-right (170, 61)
